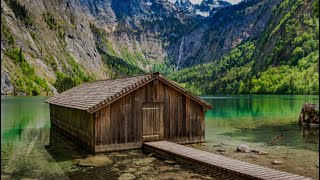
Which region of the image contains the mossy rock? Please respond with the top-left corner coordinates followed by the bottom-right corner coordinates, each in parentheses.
top-left (299, 103), bottom-right (319, 126)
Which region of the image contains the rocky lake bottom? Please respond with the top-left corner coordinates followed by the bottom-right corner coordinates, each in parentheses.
top-left (190, 133), bottom-right (319, 180)
top-left (1, 128), bottom-right (244, 180)
top-left (1, 126), bottom-right (318, 180)
top-left (1, 95), bottom-right (319, 179)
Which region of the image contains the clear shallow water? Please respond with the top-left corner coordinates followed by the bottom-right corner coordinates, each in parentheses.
top-left (202, 95), bottom-right (319, 152)
top-left (1, 95), bottom-right (319, 179)
top-left (1, 96), bottom-right (67, 179)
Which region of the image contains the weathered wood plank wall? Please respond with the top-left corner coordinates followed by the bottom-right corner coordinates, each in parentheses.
top-left (49, 78), bottom-right (205, 152)
top-left (94, 80), bottom-right (205, 152)
top-left (49, 104), bottom-right (95, 152)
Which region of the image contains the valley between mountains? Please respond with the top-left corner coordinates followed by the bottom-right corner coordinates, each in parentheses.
top-left (1, 0), bottom-right (318, 95)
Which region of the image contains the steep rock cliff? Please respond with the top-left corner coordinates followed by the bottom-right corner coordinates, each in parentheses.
top-left (1, 0), bottom-right (192, 95)
top-left (169, 0), bottom-right (280, 69)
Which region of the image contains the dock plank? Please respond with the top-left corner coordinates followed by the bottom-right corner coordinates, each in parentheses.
top-left (144, 141), bottom-right (313, 180)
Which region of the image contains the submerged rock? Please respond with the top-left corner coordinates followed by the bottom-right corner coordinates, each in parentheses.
top-left (258, 151), bottom-right (269, 155)
top-left (270, 134), bottom-right (283, 143)
top-left (118, 173), bottom-right (136, 180)
top-left (133, 157), bottom-right (155, 166)
top-left (163, 160), bottom-right (176, 165)
top-left (73, 154), bottom-right (112, 167)
top-left (216, 149), bottom-right (226, 152)
top-left (111, 167), bottom-right (120, 172)
top-left (128, 151), bottom-right (140, 156)
top-left (139, 166), bottom-right (152, 171)
top-left (134, 170), bottom-right (143, 176)
top-left (272, 160), bottom-right (284, 165)
top-left (236, 144), bottom-right (251, 153)
top-left (125, 167), bottom-right (138, 173)
top-left (299, 103), bottom-right (319, 126)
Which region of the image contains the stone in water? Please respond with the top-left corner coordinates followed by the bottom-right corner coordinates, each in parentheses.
top-left (118, 173), bottom-right (136, 180)
top-left (272, 160), bottom-right (283, 165)
top-left (73, 154), bottom-right (112, 167)
top-left (236, 144), bottom-right (251, 153)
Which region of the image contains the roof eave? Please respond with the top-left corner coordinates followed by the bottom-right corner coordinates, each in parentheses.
top-left (45, 72), bottom-right (213, 114)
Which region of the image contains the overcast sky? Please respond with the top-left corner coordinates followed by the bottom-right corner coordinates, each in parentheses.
top-left (168, 0), bottom-right (242, 5)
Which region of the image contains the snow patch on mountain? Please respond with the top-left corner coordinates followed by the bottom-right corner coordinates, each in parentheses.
top-left (175, 0), bottom-right (195, 13)
top-left (195, 10), bottom-right (209, 17)
top-left (145, 0), bottom-right (153, 6)
top-left (174, 0), bottom-right (232, 17)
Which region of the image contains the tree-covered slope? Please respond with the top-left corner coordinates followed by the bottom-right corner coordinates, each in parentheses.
top-left (1, 0), bottom-right (318, 96)
top-left (169, 0), bottom-right (281, 69)
top-left (170, 0), bottom-right (319, 95)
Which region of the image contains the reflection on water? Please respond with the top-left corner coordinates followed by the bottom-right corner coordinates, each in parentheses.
top-left (1, 96), bottom-right (70, 179)
top-left (45, 126), bottom-right (88, 162)
top-left (203, 95), bottom-right (319, 152)
top-left (1, 96), bottom-right (50, 144)
top-left (1, 95), bottom-right (319, 179)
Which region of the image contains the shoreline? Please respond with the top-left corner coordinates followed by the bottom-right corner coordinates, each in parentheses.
top-left (189, 138), bottom-right (319, 179)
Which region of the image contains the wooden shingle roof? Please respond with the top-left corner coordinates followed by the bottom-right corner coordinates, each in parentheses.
top-left (45, 72), bottom-right (213, 113)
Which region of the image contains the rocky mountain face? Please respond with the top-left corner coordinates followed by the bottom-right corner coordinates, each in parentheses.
top-left (169, 0), bottom-right (280, 69)
top-left (174, 0), bottom-right (232, 17)
top-left (2, 0), bottom-right (107, 95)
top-left (79, 0), bottom-right (189, 70)
top-left (194, 0), bottom-right (232, 17)
top-left (170, 0), bottom-right (319, 95)
top-left (1, 0), bottom-right (194, 95)
top-left (2, 0), bottom-right (316, 96)
top-left (175, 0), bottom-right (195, 14)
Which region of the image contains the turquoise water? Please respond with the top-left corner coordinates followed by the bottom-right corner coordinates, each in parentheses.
top-left (202, 95), bottom-right (319, 152)
top-left (1, 96), bottom-right (50, 144)
top-left (1, 95), bottom-right (319, 179)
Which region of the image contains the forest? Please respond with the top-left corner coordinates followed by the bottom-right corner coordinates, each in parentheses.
top-left (1, 0), bottom-right (318, 95)
top-left (170, 0), bottom-right (319, 95)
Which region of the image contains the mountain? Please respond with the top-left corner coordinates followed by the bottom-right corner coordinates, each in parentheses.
top-left (195, 0), bottom-right (232, 17)
top-left (173, 0), bottom-right (232, 17)
top-left (170, 0), bottom-right (319, 95)
top-left (169, 0), bottom-right (280, 69)
top-left (1, 0), bottom-right (194, 95)
top-left (1, 0), bottom-right (318, 96)
top-left (175, 0), bottom-right (195, 14)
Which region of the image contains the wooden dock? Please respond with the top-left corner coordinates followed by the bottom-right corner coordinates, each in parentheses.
top-left (143, 141), bottom-right (313, 180)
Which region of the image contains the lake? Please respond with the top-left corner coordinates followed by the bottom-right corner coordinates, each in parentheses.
top-left (202, 95), bottom-right (319, 152)
top-left (1, 95), bottom-right (319, 179)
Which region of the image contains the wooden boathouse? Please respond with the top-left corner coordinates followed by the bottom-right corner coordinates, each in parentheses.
top-left (45, 72), bottom-right (213, 152)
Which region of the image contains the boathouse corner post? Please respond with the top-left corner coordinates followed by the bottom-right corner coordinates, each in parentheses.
top-left (201, 106), bottom-right (206, 142)
top-left (91, 112), bottom-right (96, 153)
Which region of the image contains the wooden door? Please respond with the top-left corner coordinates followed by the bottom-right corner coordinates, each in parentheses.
top-left (142, 103), bottom-right (163, 142)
